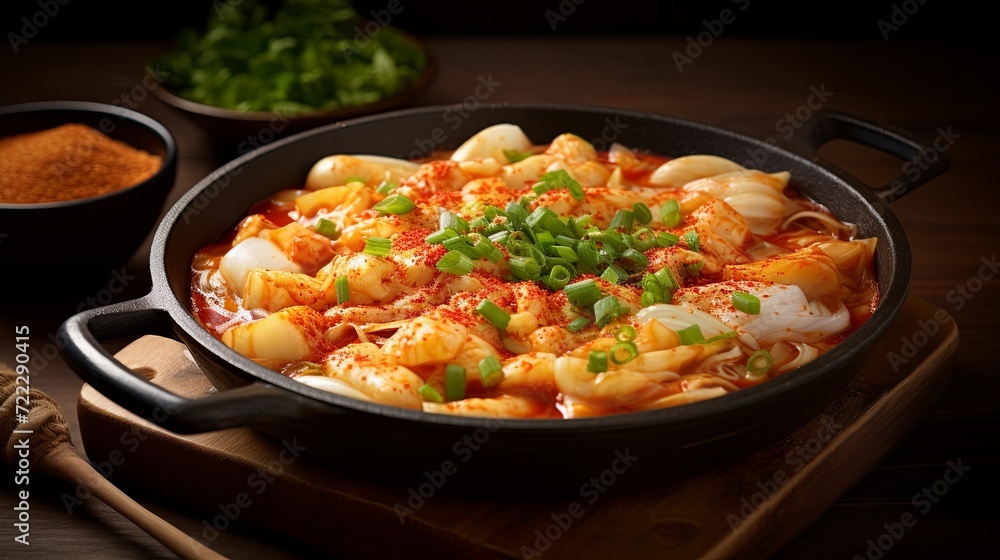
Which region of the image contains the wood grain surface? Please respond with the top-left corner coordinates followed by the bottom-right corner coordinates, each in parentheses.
top-left (75, 297), bottom-right (957, 560)
top-left (0, 37), bottom-right (997, 558)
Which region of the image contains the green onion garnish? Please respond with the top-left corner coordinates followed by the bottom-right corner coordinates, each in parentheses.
top-left (335, 275), bottom-right (350, 304)
top-left (437, 250), bottom-right (474, 275)
top-left (505, 201), bottom-right (529, 230)
top-left (732, 292), bottom-right (761, 314)
top-left (445, 365), bottom-right (467, 401)
top-left (609, 209), bottom-right (634, 232)
top-left (684, 230), bottom-right (700, 252)
top-left (587, 350), bottom-right (608, 373)
top-left (363, 237), bottom-right (392, 257)
top-left (577, 241), bottom-right (599, 274)
top-left (656, 231), bottom-right (679, 247)
top-left (565, 279), bottom-right (603, 308)
top-left (631, 228), bottom-right (657, 251)
top-left (479, 355), bottom-right (504, 387)
top-left (594, 295), bottom-right (626, 328)
top-left (609, 341), bottom-right (639, 365)
top-left (503, 148), bottom-right (532, 163)
top-left (703, 331), bottom-right (738, 344)
top-left (475, 299), bottom-right (511, 331)
top-left (614, 325), bottom-right (637, 342)
top-left (640, 291), bottom-right (656, 308)
top-left (473, 236), bottom-right (503, 263)
top-left (315, 218), bottom-right (340, 239)
top-left (632, 202), bottom-right (652, 225)
top-left (425, 228), bottom-right (459, 245)
top-left (747, 349), bottom-right (772, 377)
top-left (345, 176), bottom-right (366, 184)
top-left (684, 262), bottom-right (704, 277)
top-left (567, 317), bottom-right (592, 332)
top-left (527, 207), bottom-right (565, 236)
top-left (375, 180), bottom-right (397, 195)
top-left (545, 264), bottom-right (572, 291)
top-left (509, 256), bottom-right (541, 280)
top-left (418, 384), bottom-right (444, 403)
top-left (538, 169), bottom-right (584, 200)
top-left (440, 211), bottom-right (469, 233)
top-left (676, 324), bottom-right (705, 345)
top-left (549, 245), bottom-right (579, 262)
top-left (661, 199), bottom-right (681, 227)
top-left (619, 248), bottom-right (648, 272)
top-left (372, 193), bottom-right (415, 215)
top-left (600, 264), bottom-right (626, 284)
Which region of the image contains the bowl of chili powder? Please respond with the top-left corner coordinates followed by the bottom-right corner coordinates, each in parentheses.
top-left (0, 101), bottom-right (176, 301)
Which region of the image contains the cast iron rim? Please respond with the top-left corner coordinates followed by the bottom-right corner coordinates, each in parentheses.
top-left (148, 102), bottom-right (909, 431)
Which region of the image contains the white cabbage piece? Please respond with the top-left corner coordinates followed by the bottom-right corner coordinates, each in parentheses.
top-left (450, 124), bottom-right (532, 163)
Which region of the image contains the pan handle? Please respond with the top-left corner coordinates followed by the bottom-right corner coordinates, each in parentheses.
top-left (58, 295), bottom-right (333, 434)
top-left (787, 109), bottom-right (950, 204)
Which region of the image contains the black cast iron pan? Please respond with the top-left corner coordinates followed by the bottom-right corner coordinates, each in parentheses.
top-left (58, 104), bottom-right (948, 492)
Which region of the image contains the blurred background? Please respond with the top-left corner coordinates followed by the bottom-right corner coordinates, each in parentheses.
top-left (0, 0), bottom-right (985, 42)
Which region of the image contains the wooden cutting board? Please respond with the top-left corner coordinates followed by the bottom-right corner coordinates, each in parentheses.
top-left (77, 297), bottom-right (958, 559)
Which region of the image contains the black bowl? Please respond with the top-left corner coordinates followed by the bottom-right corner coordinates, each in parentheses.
top-left (59, 104), bottom-right (947, 493)
top-left (0, 101), bottom-right (177, 301)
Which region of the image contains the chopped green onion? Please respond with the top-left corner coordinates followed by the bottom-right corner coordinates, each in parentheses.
top-left (335, 275), bottom-right (350, 304)
top-left (567, 317), bottom-right (592, 332)
top-left (418, 384), bottom-right (444, 403)
top-left (587, 350), bottom-right (608, 373)
top-left (437, 250), bottom-right (474, 275)
top-left (440, 211), bottom-right (469, 233)
top-left (703, 331), bottom-right (739, 344)
top-left (555, 235), bottom-right (579, 248)
top-left (609, 341), bottom-right (639, 365)
top-left (594, 295), bottom-right (626, 328)
top-left (542, 264), bottom-right (570, 291)
top-left (475, 300), bottom-right (511, 331)
top-left (539, 169), bottom-right (584, 200)
top-left (684, 262), bottom-right (704, 277)
top-left (653, 267), bottom-right (678, 292)
top-left (640, 291), bottom-right (656, 308)
top-left (445, 365), bottom-right (467, 401)
top-left (609, 209), bottom-right (635, 232)
top-left (488, 230), bottom-right (510, 244)
top-left (527, 207), bottom-right (565, 236)
top-left (509, 256), bottom-right (542, 280)
top-left (315, 218), bottom-right (340, 240)
top-left (632, 202), bottom-right (652, 224)
top-left (479, 355), bottom-right (504, 387)
top-left (345, 176), bottom-right (366, 184)
top-left (549, 245), bottom-right (579, 262)
top-left (372, 193), bottom-right (415, 215)
top-left (631, 228), bottom-right (657, 251)
top-left (375, 180), bottom-right (397, 195)
top-left (565, 279), bottom-right (603, 308)
top-left (676, 324), bottom-right (705, 345)
top-left (443, 235), bottom-right (482, 259)
top-left (619, 248), bottom-right (648, 272)
top-left (363, 237), bottom-right (392, 257)
top-left (505, 201), bottom-right (529, 230)
top-left (732, 292), bottom-right (761, 314)
top-left (503, 148), bottom-right (532, 163)
top-left (535, 230), bottom-right (555, 248)
top-left (473, 236), bottom-right (503, 263)
top-left (425, 228), bottom-right (459, 245)
top-left (747, 349), bottom-right (772, 377)
top-left (684, 230), bottom-right (700, 252)
top-left (577, 241), bottom-right (599, 273)
top-left (484, 206), bottom-right (504, 221)
top-left (661, 199), bottom-right (681, 227)
top-left (600, 264), bottom-right (627, 284)
top-left (656, 231), bottom-right (680, 247)
top-left (568, 214), bottom-right (591, 238)
top-left (614, 325), bottom-right (637, 342)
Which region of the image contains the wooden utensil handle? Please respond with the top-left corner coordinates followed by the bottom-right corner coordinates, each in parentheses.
top-left (44, 445), bottom-right (227, 560)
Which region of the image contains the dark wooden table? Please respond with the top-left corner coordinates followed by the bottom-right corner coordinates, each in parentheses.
top-left (1, 37), bottom-right (997, 558)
